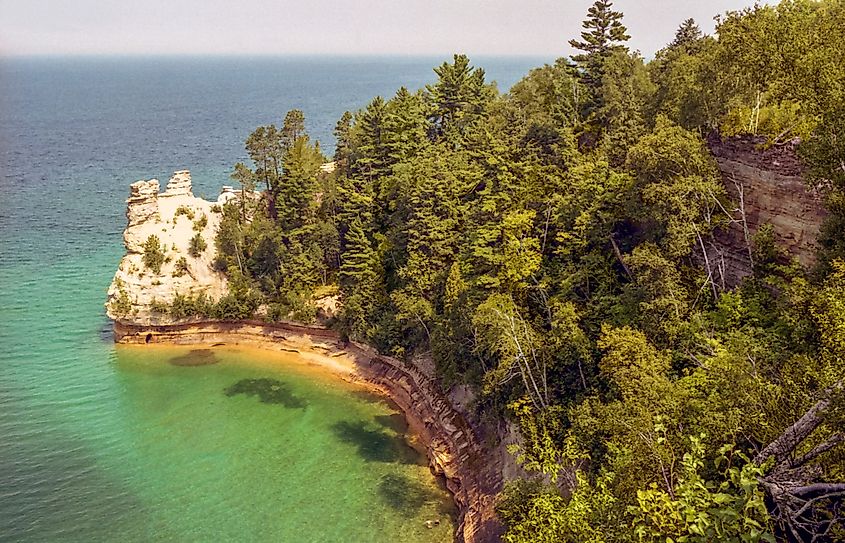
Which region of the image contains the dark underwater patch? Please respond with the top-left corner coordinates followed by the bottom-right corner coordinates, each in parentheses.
top-left (223, 378), bottom-right (308, 409)
top-left (377, 473), bottom-right (442, 513)
top-left (373, 413), bottom-right (407, 433)
top-left (168, 349), bottom-right (220, 366)
top-left (330, 420), bottom-right (420, 465)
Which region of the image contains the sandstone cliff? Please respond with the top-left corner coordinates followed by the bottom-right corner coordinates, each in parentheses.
top-left (105, 171), bottom-right (229, 325)
top-left (707, 135), bottom-right (827, 286)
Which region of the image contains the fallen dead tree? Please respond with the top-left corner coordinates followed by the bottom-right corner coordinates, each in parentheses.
top-left (755, 380), bottom-right (844, 541)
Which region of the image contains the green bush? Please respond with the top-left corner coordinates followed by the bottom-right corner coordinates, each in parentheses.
top-left (169, 292), bottom-right (212, 320)
top-left (193, 214), bottom-right (208, 232)
top-left (174, 205), bottom-right (195, 220)
top-left (150, 298), bottom-right (169, 313)
top-left (109, 278), bottom-right (133, 318)
top-left (189, 233), bottom-right (207, 257)
top-left (172, 256), bottom-right (189, 277)
top-left (142, 235), bottom-right (165, 274)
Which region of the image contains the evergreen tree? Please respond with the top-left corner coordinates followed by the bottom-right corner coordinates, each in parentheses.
top-left (384, 87), bottom-right (429, 165)
top-left (351, 97), bottom-right (391, 182)
top-left (244, 124), bottom-right (284, 220)
top-left (427, 54), bottom-right (493, 140)
top-left (333, 110), bottom-right (354, 167)
top-left (276, 133), bottom-right (323, 227)
top-left (281, 109), bottom-right (306, 149)
top-left (568, 0), bottom-right (630, 102)
top-left (670, 18), bottom-right (703, 51)
top-left (339, 218), bottom-right (382, 338)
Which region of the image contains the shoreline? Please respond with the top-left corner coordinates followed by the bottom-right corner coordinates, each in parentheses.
top-left (112, 318), bottom-right (502, 543)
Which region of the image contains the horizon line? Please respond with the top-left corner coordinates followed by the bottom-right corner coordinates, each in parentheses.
top-left (0, 52), bottom-right (561, 60)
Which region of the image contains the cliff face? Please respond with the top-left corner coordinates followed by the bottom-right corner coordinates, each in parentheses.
top-left (112, 320), bottom-right (504, 543)
top-left (707, 135), bottom-right (827, 286)
top-left (105, 171), bottom-right (228, 324)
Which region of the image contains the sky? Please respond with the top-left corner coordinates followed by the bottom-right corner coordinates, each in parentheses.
top-left (0, 0), bottom-right (770, 58)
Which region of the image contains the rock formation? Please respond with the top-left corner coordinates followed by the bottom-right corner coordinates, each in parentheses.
top-left (105, 171), bottom-right (228, 325)
top-left (707, 135), bottom-right (827, 286)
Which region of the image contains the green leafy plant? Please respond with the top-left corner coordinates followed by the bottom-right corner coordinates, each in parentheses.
top-left (193, 213), bottom-right (208, 232)
top-left (109, 278), bottom-right (133, 318)
top-left (189, 233), bottom-right (207, 257)
top-left (172, 256), bottom-right (189, 277)
top-left (631, 435), bottom-right (774, 543)
top-left (174, 205), bottom-right (195, 220)
top-left (142, 235), bottom-right (165, 274)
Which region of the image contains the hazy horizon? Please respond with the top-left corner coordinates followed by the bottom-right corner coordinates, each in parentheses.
top-left (0, 0), bottom-right (770, 59)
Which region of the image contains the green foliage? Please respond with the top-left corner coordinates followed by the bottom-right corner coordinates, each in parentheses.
top-left (188, 233), bottom-right (207, 257)
top-left (142, 235), bottom-right (165, 274)
top-left (569, 0), bottom-right (630, 100)
top-left (149, 298), bottom-right (169, 314)
top-left (198, 15), bottom-right (845, 539)
top-left (109, 278), bottom-right (133, 318)
top-left (172, 256), bottom-right (189, 277)
top-left (496, 474), bottom-right (621, 543)
top-left (192, 214), bottom-right (208, 232)
top-left (174, 205), bottom-right (195, 220)
top-left (632, 437), bottom-right (774, 543)
top-left (427, 54), bottom-right (494, 140)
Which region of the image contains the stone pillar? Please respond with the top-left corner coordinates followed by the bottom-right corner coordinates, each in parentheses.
top-left (162, 170), bottom-right (193, 197)
top-left (126, 179), bottom-right (160, 229)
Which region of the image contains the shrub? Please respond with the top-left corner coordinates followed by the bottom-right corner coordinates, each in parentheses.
top-left (150, 298), bottom-right (169, 313)
top-left (169, 292), bottom-right (211, 320)
top-left (109, 279), bottom-right (133, 318)
top-left (173, 256), bottom-right (189, 277)
top-left (210, 204), bottom-right (222, 213)
top-left (142, 235), bottom-right (165, 274)
top-left (212, 256), bottom-right (228, 272)
top-left (193, 214), bottom-right (208, 232)
top-left (174, 205), bottom-right (195, 220)
top-left (189, 233), bottom-right (207, 257)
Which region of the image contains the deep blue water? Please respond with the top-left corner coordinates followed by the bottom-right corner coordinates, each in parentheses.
top-left (0, 56), bottom-right (547, 541)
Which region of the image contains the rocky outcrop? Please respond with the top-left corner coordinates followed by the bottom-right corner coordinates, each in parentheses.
top-left (106, 171), bottom-right (228, 325)
top-left (708, 135), bottom-right (827, 286)
top-left (112, 319), bottom-right (504, 543)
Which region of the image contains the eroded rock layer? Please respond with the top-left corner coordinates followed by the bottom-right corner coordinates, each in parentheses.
top-left (708, 135), bottom-right (827, 286)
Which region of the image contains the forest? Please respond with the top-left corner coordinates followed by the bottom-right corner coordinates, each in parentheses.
top-left (159, 1), bottom-right (845, 540)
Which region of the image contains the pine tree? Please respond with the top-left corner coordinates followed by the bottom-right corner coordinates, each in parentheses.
top-left (281, 109), bottom-right (305, 149)
top-left (277, 134), bottom-right (323, 227)
top-left (427, 54), bottom-right (492, 140)
top-left (351, 97), bottom-right (391, 182)
top-left (384, 87), bottom-right (428, 164)
top-left (568, 0), bottom-right (630, 96)
top-left (670, 18), bottom-right (703, 51)
top-left (339, 218), bottom-right (382, 337)
top-left (244, 124), bottom-right (284, 220)
top-left (333, 110), bottom-right (354, 167)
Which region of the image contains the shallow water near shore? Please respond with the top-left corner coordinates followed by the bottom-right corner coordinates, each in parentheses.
top-left (2, 340), bottom-right (457, 542)
top-left (0, 56), bottom-right (546, 542)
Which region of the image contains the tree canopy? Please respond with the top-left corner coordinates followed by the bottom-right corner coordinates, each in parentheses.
top-left (168, 2), bottom-right (845, 540)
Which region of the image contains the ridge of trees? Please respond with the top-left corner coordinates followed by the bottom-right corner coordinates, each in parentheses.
top-left (187, 1), bottom-right (845, 539)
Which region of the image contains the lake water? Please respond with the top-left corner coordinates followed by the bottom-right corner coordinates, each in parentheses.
top-left (0, 56), bottom-right (547, 541)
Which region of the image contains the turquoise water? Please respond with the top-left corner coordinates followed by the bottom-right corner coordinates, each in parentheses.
top-left (0, 56), bottom-right (546, 541)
